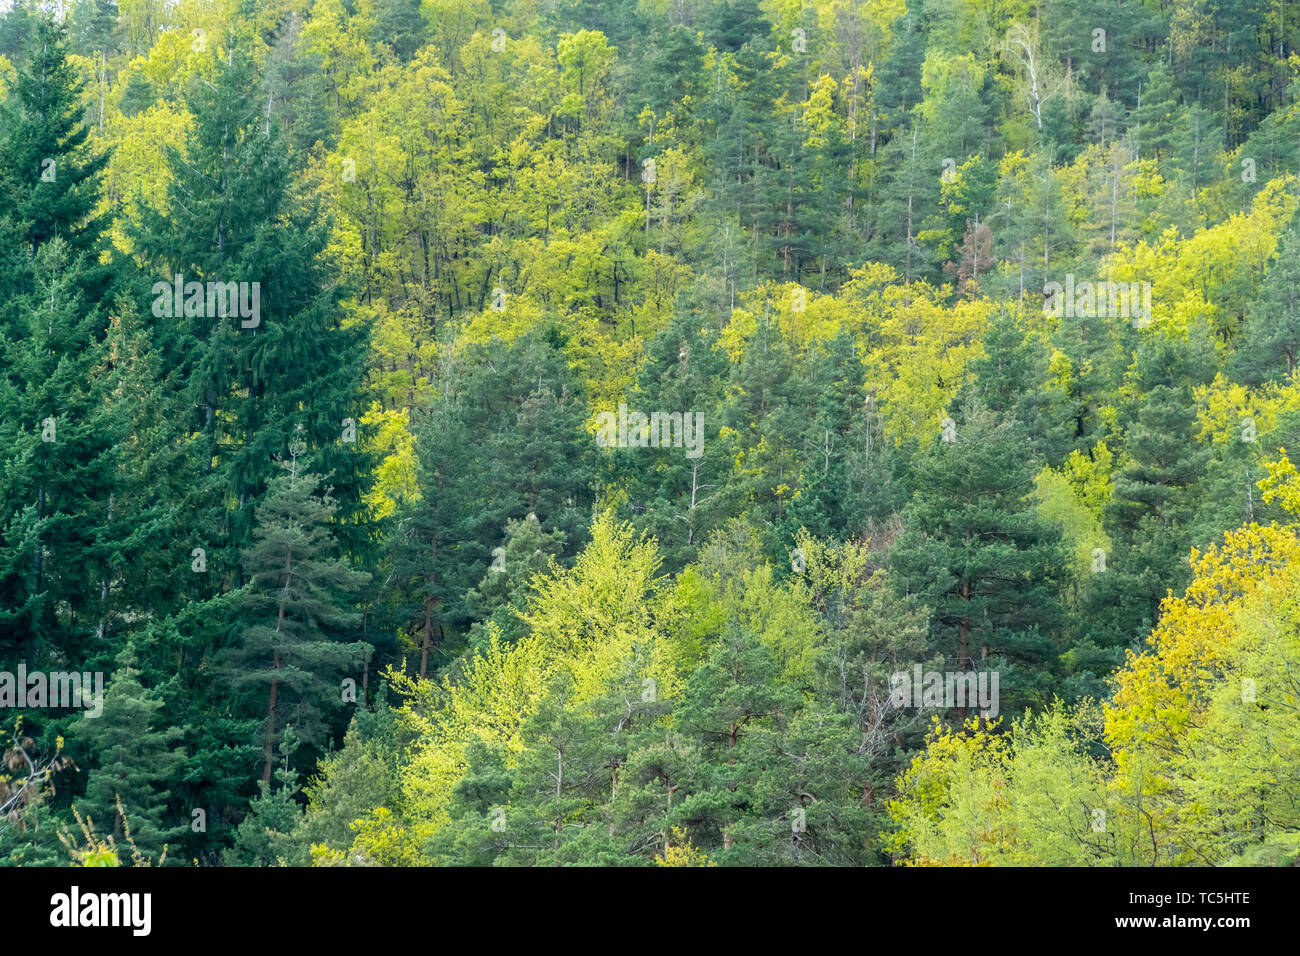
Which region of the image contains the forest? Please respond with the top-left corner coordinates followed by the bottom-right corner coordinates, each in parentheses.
top-left (0, 0), bottom-right (1298, 868)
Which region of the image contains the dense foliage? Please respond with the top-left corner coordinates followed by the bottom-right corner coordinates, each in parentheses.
top-left (2, 0), bottom-right (1298, 867)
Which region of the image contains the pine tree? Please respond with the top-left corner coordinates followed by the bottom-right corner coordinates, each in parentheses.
top-left (1050, 285), bottom-right (1125, 456)
top-left (1171, 103), bottom-right (1223, 206)
top-left (67, 0), bottom-right (120, 58)
top-left (222, 457), bottom-right (371, 783)
top-left (717, 314), bottom-right (815, 556)
top-left (801, 534), bottom-right (932, 858)
top-left (463, 514), bottom-right (566, 652)
top-left (223, 728), bottom-right (309, 866)
top-left (780, 332), bottom-right (903, 541)
top-left (1132, 62), bottom-right (1178, 162)
top-left (499, 672), bottom-right (623, 865)
top-left (653, 621), bottom-right (860, 864)
top-left (424, 739), bottom-right (517, 866)
top-left (866, 117), bottom-right (944, 283)
top-left (298, 700), bottom-right (404, 858)
top-left (615, 311), bottom-right (732, 569)
top-left (366, 0), bottom-right (426, 62)
top-left (960, 307), bottom-right (1073, 464)
top-left (1093, 383), bottom-right (1210, 647)
top-left (890, 402), bottom-right (1071, 716)
top-left (0, 1), bottom-right (36, 62)
top-left (263, 12), bottom-right (336, 157)
top-left (390, 329), bottom-right (595, 672)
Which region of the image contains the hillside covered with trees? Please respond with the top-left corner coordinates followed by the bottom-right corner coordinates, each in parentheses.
top-left (1, 0), bottom-right (1299, 867)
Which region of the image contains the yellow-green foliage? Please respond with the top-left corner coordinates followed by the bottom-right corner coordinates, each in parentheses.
top-left (359, 403), bottom-right (419, 519)
top-left (1194, 371), bottom-right (1300, 445)
top-left (1108, 177), bottom-right (1299, 340)
top-left (349, 513), bottom-right (830, 861)
top-left (846, 264), bottom-right (993, 445)
top-left (387, 511), bottom-right (676, 847)
top-left (655, 827), bottom-right (718, 867)
top-left (1033, 466), bottom-right (1110, 583)
top-left (890, 454), bottom-right (1300, 866)
top-left (888, 705), bottom-right (1111, 866)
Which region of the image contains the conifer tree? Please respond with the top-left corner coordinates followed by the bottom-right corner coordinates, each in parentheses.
top-left (129, 43), bottom-right (372, 550)
top-left (390, 329), bottom-right (594, 670)
top-left (890, 402), bottom-right (1070, 716)
top-left (1132, 62), bottom-right (1179, 162)
top-left (960, 307), bottom-right (1073, 464)
top-left (463, 514), bottom-right (567, 651)
top-left (780, 333), bottom-right (902, 541)
top-left (298, 701), bottom-right (405, 858)
top-left (1232, 221), bottom-right (1300, 385)
top-left (0, 15), bottom-right (109, 264)
top-left (1091, 383), bottom-right (1210, 649)
top-left (614, 311), bottom-right (732, 569)
top-left (0, 239), bottom-right (115, 660)
top-left (223, 728), bottom-right (309, 866)
top-left (74, 644), bottom-right (186, 863)
top-left (222, 458), bottom-right (371, 783)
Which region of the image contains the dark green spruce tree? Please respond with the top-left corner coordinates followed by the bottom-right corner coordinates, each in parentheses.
top-left (73, 644), bottom-right (186, 864)
top-left (129, 42), bottom-right (372, 553)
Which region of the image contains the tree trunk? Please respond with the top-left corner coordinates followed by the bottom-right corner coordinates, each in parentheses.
top-left (261, 651), bottom-right (280, 783)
